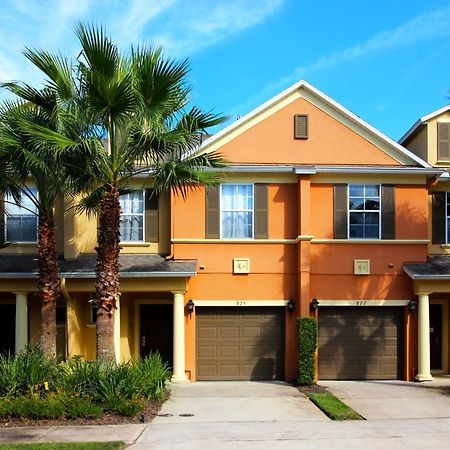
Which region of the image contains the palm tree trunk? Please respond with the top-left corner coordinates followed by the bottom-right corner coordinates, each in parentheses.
top-left (95, 182), bottom-right (121, 361)
top-left (37, 213), bottom-right (60, 357)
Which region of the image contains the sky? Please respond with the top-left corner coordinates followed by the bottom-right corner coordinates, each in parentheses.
top-left (1, 0), bottom-right (450, 140)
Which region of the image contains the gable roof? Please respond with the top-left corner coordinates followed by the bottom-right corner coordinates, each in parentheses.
top-left (399, 104), bottom-right (450, 145)
top-left (199, 80), bottom-right (430, 168)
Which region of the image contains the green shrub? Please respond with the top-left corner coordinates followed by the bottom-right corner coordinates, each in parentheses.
top-left (0, 345), bottom-right (57, 397)
top-left (109, 398), bottom-right (144, 417)
top-left (0, 347), bottom-right (170, 419)
top-left (0, 395), bottom-right (64, 419)
top-left (297, 317), bottom-right (318, 385)
top-left (63, 397), bottom-right (103, 419)
top-left (134, 353), bottom-right (171, 400)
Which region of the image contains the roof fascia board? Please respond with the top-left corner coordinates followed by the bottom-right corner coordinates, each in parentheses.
top-left (399, 104), bottom-right (450, 145)
top-left (199, 79), bottom-right (430, 168)
top-left (312, 166), bottom-right (442, 175)
top-left (299, 83), bottom-right (430, 168)
top-left (0, 271), bottom-right (197, 279)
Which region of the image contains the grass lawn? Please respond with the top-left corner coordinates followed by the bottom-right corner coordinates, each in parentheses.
top-left (0, 443), bottom-right (126, 450)
top-left (309, 392), bottom-right (363, 420)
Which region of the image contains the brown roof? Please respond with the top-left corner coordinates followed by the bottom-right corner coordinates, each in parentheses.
top-left (404, 256), bottom-right (450, 280)
top-left (0, 254), bottom-right (197, 278)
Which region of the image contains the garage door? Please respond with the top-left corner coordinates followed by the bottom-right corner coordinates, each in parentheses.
top-left (318, 307), bottom-right (404, 380)
top-left (196, 307), bottom-right (284, 381)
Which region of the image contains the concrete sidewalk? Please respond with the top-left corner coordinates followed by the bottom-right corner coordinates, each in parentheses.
top-left (322, 377), bottom-right (450, 420)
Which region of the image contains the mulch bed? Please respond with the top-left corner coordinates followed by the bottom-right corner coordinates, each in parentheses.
top-left (0, 398), bottom-right (162, 428)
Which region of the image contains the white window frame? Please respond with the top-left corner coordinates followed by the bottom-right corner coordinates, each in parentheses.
top-left (4, 188), bottom-right (38, 243)
top-left (446, 192), bottom-right (450, 244)
top-left (119, 190), bottom-right (145, 243)
top-left (347, 184), bottom-right (381, 240)
top-left (220, 183), bottom-right (254, 240)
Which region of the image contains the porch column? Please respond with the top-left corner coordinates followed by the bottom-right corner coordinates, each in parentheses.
top-left (416, 293), bottom-right (433, 381)
top-left (114, 297), bottom-right (121, 364)
top-left (13, 292), bottom-right (28, 354)
top-left (171, 291), bottom-right (188, 382)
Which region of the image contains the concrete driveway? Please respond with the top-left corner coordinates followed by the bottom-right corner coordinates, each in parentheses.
top-left (321, 377), bottom-right (450, 420)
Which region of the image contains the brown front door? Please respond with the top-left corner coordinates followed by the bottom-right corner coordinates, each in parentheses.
top-left (0, 304), bottom-right (15, 355)
top-left (318, 307), bottom-right (404, 380)
top-left (196, 307), bottom-right (285, 381)
top-left (430, 304), bottom-right (442, 370)
top-left (140, 304), bottom-right (173, 367)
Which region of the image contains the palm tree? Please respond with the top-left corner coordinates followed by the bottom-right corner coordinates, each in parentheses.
top-left (12, 24), bottom-right (225, 361)
top-left (0, 58), bottom-right (90, 356)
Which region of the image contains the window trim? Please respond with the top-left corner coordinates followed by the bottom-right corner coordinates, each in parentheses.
top-left (219, 183), bottom-right (254, 240)
top-left (119, 190), bottom-right (145, 243)
top-left (347, 184), bottom-right (381, 240)
top-left (4, 188), bottom-right (39, 244)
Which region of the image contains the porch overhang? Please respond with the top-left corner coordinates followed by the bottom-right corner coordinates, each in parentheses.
top-left (404, 256), bottom-right (450, 294)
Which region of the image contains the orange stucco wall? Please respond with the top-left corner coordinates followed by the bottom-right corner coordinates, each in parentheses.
top-left (218, 97), bottom-right (400, 165)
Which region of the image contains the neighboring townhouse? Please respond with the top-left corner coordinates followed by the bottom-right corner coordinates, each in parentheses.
top-left (0, 80), bottom-right (442, 383)
top-left (400, 106), bottom-right (450, 379)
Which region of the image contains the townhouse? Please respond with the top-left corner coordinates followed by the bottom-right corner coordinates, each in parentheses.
top-left (0, 80), bottom-right (447, 383)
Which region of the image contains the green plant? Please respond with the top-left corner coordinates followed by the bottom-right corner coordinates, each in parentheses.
top-left (297, 317), bottom-right (318, 386)
top-left (62, 396), bottom-right (103, 419)
top-left (134, 353), bottom-right (171, 399)
top-left (109, 398), bottom-right (144, 417)
top-left (0, 345), bottom-right (57, 397)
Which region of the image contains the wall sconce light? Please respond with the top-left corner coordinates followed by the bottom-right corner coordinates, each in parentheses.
top-left (287, 299), bottom-right (295, 313)
top-left (187, 299), bottom-right (195, 314)
top-left (408, 299), bottom-right (417, 313)
top-left (310, 298), bottom-right (320, 311)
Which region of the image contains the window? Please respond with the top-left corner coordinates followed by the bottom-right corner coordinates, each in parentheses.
top-left (446, 193), bottom-right (450, 244)
top-left (348, 184), bottom-right (380, 239)
top-left (5, 189), bottom-right (38, 242)
top-left (119, 191), bottom-right (144, 242)
top-left (220, 184), bottom-right (254, 239)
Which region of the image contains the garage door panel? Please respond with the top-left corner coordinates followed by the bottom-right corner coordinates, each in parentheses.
top-left (319, 307), bottom-right (403, 380)
top-left (196, 307), bottom-right (284, 381)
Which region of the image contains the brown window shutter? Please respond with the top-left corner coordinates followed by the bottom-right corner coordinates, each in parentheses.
top-left (438, 123), bottom-right (450, 161)
top-left (381, 185), bottom-right (395, 239)
top-left (145, 189), bottom-right (159, 242)
top-left (0, 196), bottom-right (5, 245)
top-left (432, 192), bottom-right (446, 244)
top-left (334, 184), bottom-right (348, 239)
top-left (294, 114), bottom-right (308, 139)
top-left (206, 186), bottom-right (220, 239)
top-left (254, 184), bottom-right (268, 239)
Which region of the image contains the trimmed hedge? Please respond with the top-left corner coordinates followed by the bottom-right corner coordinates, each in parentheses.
top-left (297, 317), bottom-right (318, 385)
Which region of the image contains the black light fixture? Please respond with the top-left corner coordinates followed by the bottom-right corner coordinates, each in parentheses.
top-left (287, 299), bottom-right (295, 313)
top-left (310, 298), bottom-right (320, 311)
top-left (187, 299), bottom-right (195, 314)
top-left (408, 299), bottom-right (417, 312)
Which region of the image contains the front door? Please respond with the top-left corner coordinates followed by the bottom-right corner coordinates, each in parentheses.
top-left (140, 304), bottom-right (173, 367)
top-left (430, 304), bottom-right (442, 370)
top-left (0, 304), bottom-right (15, 355)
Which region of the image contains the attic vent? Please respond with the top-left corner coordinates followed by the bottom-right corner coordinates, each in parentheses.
top-left (438, 122), bottom-right (450, 161)
top-left (294, 114), bottom-right (308, 139)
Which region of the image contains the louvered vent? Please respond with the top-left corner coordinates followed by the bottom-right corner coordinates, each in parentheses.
top-left (438, 122), bottom-right (450, 161)
top-left (294, 114), bottom-right (308, 139)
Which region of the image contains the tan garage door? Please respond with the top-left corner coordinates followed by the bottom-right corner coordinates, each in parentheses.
top-left (196, 307), bottom-right (284, 381)
top-left (319, 307), bottom-right (404, 380)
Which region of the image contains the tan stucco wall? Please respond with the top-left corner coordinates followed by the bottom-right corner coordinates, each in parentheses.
top-left (404, 125), bottom-right (428, 162)
top-left (426, 112), bottom-right (450, 167)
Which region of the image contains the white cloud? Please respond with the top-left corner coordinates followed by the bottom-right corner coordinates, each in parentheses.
top-left (232, 4), bottom-right (450, 117)
top-left (0, 0), bottom-right (282, 88)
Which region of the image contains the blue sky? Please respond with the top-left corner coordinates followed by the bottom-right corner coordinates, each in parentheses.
top-left (1, 0), bottom-right (450, 140)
